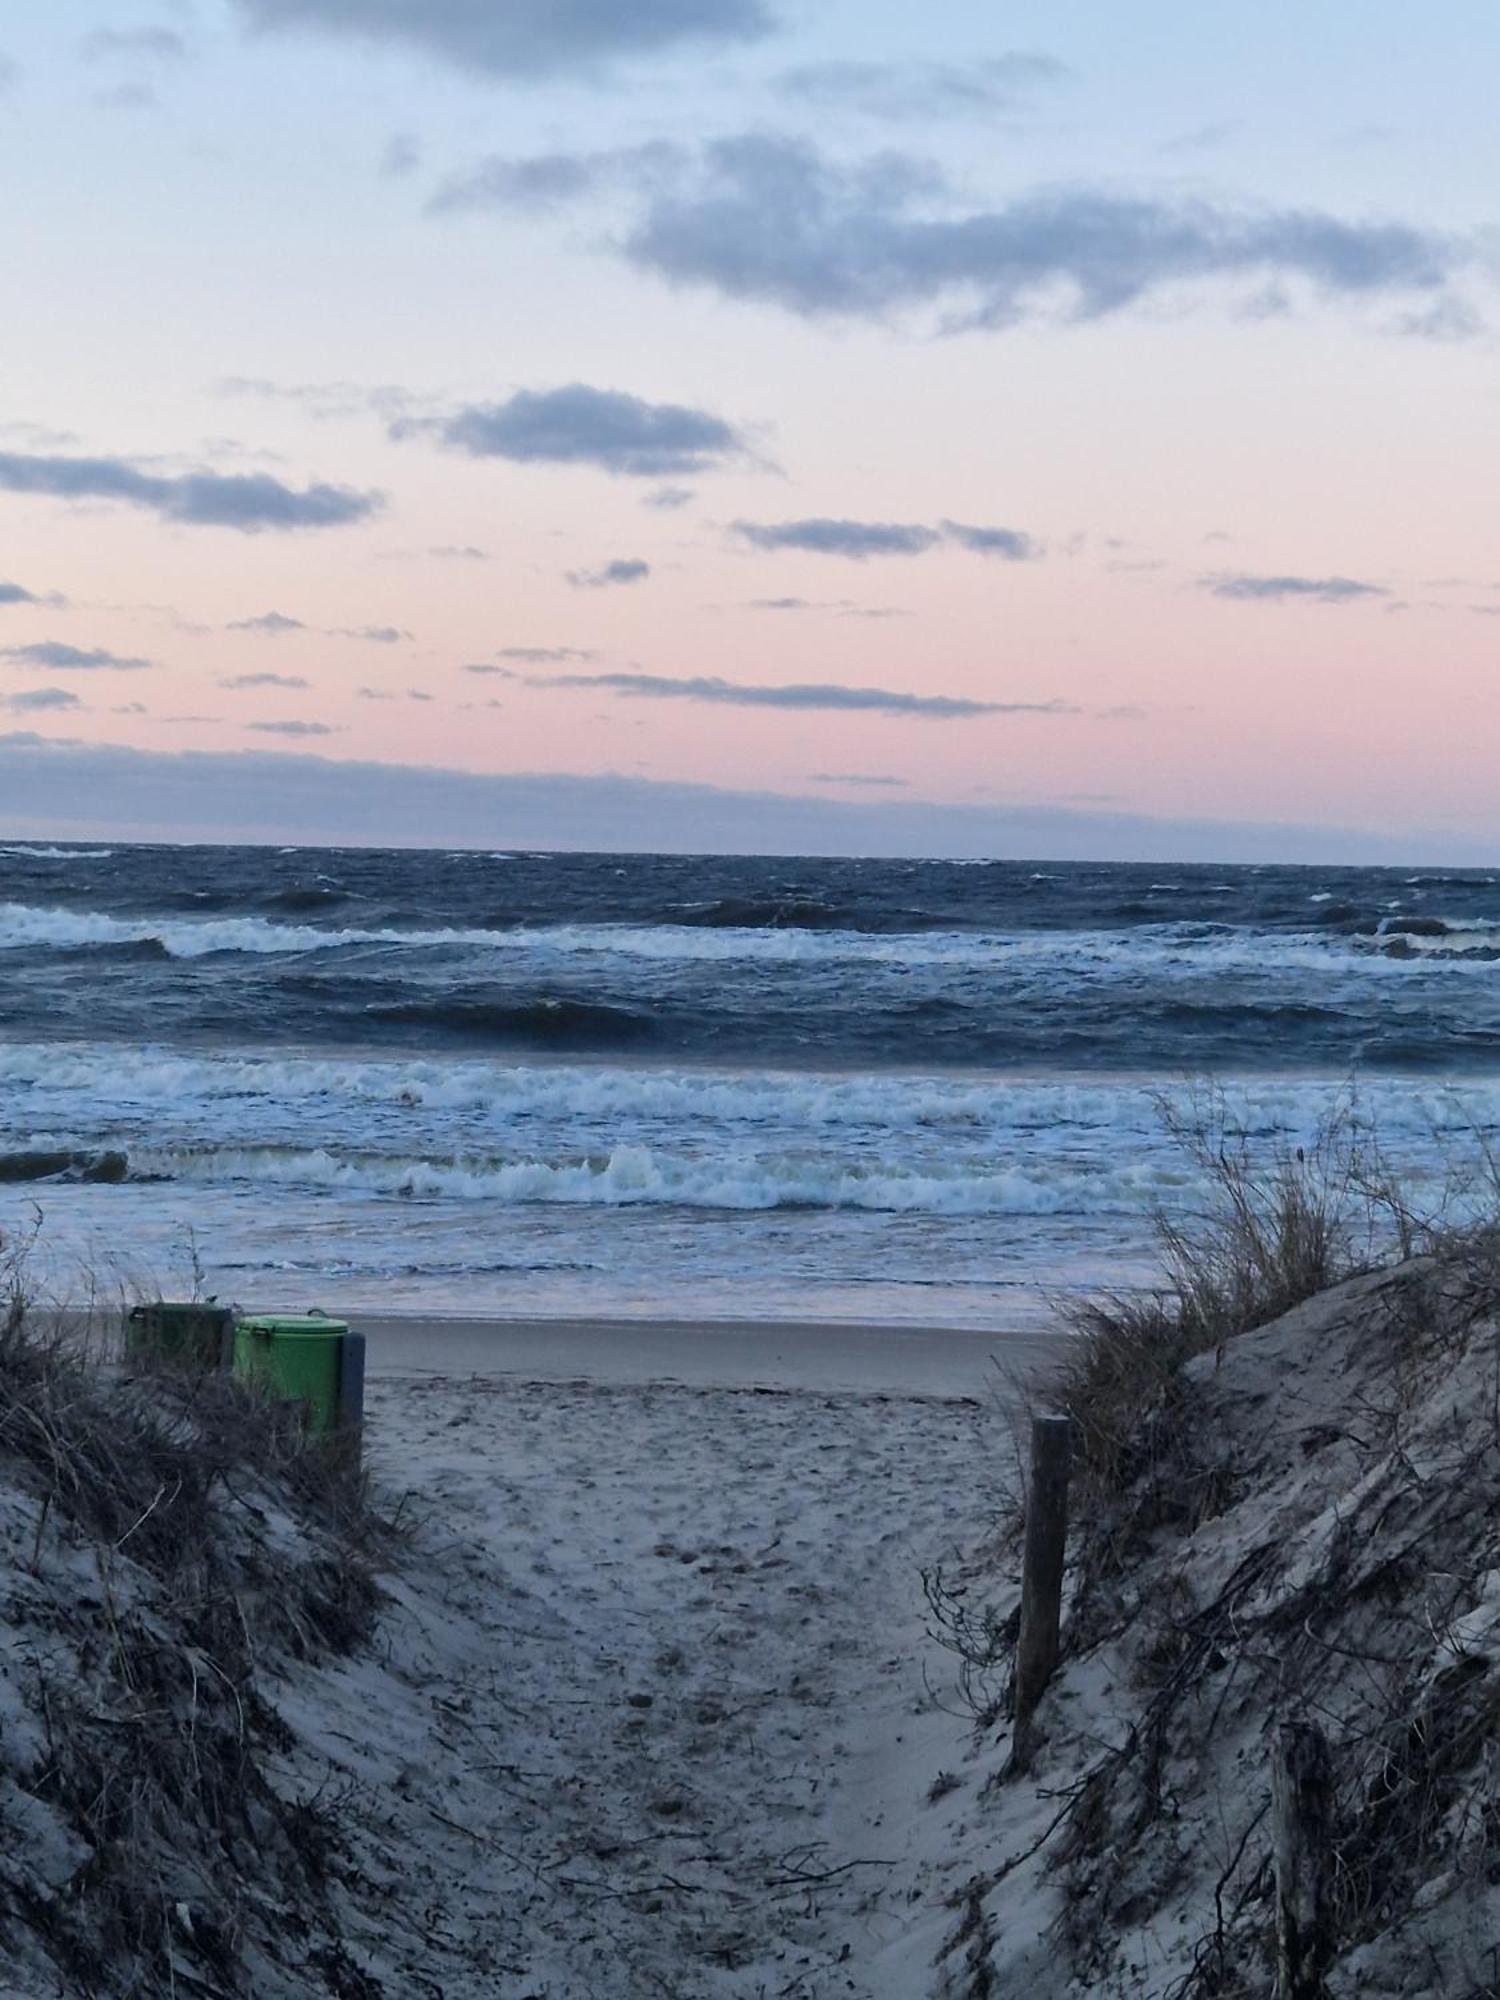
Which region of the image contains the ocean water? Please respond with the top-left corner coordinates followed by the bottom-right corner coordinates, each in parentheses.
top-left (2, 842), bottom-right (1499, 1327)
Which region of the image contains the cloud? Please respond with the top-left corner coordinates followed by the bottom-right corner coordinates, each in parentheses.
top-left (230, 0), bottom-right (775, 79)
top-left (773, 53), bottom-right (1068, 120)
top-left (220, 671), bottom-right (312, 689)
top-left (496, 646), bottom-right (595, 664)
top-left (413, 385), bottom-right (749, 478)
top-left (0, 581), bottom-right (37, 605)
top-left (4, 687), bottom-right (81, 713)
top-left (228, 610), bottom-right (307, 634)
top-left (532, 669), bottom-right (1073, 719)
top-left (940, 520), bottom-right (1039, 560)
top-left (1160, 120), bottom-right (1239, 156)
top-left (381, 131), bottom-right (421, 177)
top-left (745, 595), bottom-right (909, 618)
top-left (430, 143), bottom-right (679, 215)
top-left (430, 544), bottom-right (488, 560)
top-left (0, 55), bottom-right (19, 95)
top-left (732, 517), bottom-right (1039, 561)
top-left (567, 559), bottom-right (651, 589)
top-left (809, 771), bottom-right (909, 787)
top-left (462, 663), bottom-right (519, 678)
top-left (80, 27), bottom-right (189, 62)
top-left (0, 451), bottom-right (381, 532)
top-left (228, 609), bottom-right (407, 642)
top-left (1205, 573), bottom-right (1390, 603)
top-left (0, 735), bottom-right (1456, 864)
top-left (644, 485), bottom-right (695, 510)
top-left (734, 518), bottom-right (938, 559)
top-left (476, 133), bottom-right (1465, 330)
top-left (247, 719), bottom-right (337, 736)
top-left (93, 82), bottom-right (159, 109)
top-left (2, 641), bottom-right (150, 672)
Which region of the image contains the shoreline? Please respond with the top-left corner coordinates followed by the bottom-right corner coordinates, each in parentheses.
top-left (355, 1308), bottom-right (1064, 1398)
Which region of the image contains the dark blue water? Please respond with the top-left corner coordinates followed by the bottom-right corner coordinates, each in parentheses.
top-left (3, 843), bottom-right (1500, 1071)
top-left (2, 841), bottom-right (1498, 1327)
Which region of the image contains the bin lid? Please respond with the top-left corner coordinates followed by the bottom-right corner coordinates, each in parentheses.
top-left (238, 1313), bottom-right (349, 1337)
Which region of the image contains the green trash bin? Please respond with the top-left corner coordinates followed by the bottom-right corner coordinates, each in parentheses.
top-left (127, 1301), bottom-right (234, 1371)
top-left (233, 1314), bottom-right (349, 1436)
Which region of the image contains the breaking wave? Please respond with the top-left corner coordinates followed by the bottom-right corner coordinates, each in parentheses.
top-left (132, 1139), bottom-right (1153, 1217)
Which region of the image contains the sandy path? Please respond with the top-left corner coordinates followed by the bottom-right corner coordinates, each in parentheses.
top-left (348, 1351), bottom-right (1024, 1998)
top-left (356, 1310), bottom-right (1055, 1398)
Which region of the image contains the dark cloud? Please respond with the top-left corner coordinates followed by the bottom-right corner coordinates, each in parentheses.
top-left (228, 610), bottom-right (307, 634)
top-left (415, 385), bottom-right (748, 478)
top-left (0, 451), bottom-right (381, 532)
top-left (733, 517), bottom-right (1037, 561)
top-left (0, 581), bottom-right (37, 605)
top-left (80, 27), bottom-right (189, 62)
top-left (3, 641), bottom-right (150, 672)
top-left (0, 734), bottom-right (1475, 863)
top-left (1205, 573), bottom-right (1390, 603)
top-left (567, 559), bottom-right (651, 589)
top-left (247, 719), bottom-right (337, 736)
top-left (4, 687), bottom-right (81, 713)
top-left (231, 0), bottom-right (775, 79)
top-left (773, 53), bottom-right (1068, 120)
top-left (336, 623), bottom-right (408, 643)
top-left (644, 485), bottom-right (695, 510)
top-left (462, 663), bottom-right (515, 678)
top-left (940, 520), bottom-right (1039, 560)
top-left (533, 669), bottom-right (1073, 719)
top-left (734, 518), bottom-right (939, 560)
top-left (220, 671), bottom-right (311, 689)
top-left (477, 132), bottom-right (1463, 329)
top-left (497, 646), bottom-right (595, 664)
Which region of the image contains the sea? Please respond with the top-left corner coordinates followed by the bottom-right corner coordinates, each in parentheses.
top-left (2, 841), bottom-right (1499, 1329)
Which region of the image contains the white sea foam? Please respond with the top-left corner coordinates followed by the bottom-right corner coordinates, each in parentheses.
top-left (3, 1043), bottom-right (1498, 1149)
top-left (133, 1138), bottom-right (1162, 1217)
top-left (3, 898), bottom-right (1490, 976)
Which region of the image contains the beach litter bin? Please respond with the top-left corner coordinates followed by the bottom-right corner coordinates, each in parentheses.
top-left (127, 1300), bottom-right (235, 1371)
top-left (233, 1313), bottom-right (362, 1439)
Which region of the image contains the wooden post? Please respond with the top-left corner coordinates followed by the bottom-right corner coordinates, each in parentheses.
top-left (336, 1329), bottom-right (366, 1461)
top-left (1272, 1720), bottom-right (1334, 2000)
top-left (1010, 1413), bottom-right (1072, 1770)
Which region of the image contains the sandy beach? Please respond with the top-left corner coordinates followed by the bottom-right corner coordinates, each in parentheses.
top-left (297, 1310), bottom-right (1059, 1996)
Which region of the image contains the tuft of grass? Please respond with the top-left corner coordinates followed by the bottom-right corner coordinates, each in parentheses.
top-left (1045, 1091), bottom-right (1380, 1577)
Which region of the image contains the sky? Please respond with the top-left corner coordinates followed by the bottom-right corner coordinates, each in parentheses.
top-left (1, 1), bottom-right (1499, 858)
